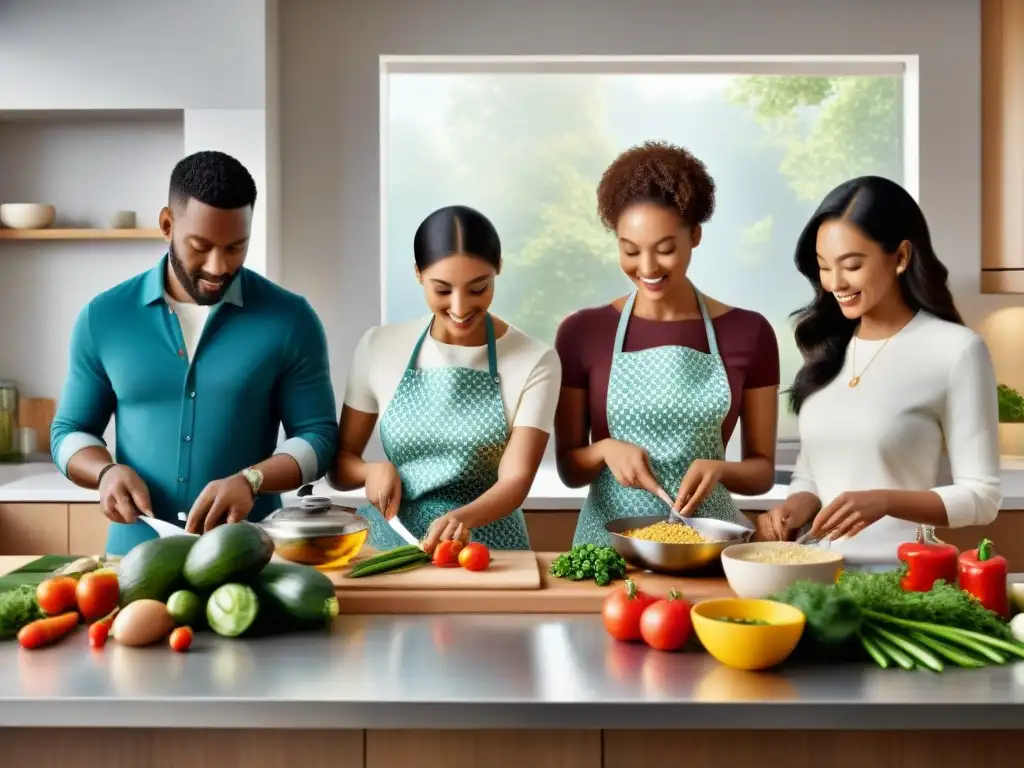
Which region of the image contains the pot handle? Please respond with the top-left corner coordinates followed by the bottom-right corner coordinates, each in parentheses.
top-left (297, 484), bottom-right (315, 497)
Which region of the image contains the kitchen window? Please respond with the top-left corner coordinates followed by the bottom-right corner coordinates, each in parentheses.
top-left (379, 56), bottom-right (918, 444)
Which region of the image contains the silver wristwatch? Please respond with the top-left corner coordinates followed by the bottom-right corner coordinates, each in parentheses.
top-left (240, 467), bottom-right (264, 497)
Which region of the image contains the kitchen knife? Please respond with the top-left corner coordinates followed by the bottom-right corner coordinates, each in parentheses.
top-left (388, 516), bottom-right (421, 549)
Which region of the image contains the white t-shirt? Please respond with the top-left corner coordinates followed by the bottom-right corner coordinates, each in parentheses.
top-left (165, 293), bottom-right (211, 361)
top-left (344, 317), bottom-right (562, 433)
top-left (788, 311), bottom-right (1002, 565)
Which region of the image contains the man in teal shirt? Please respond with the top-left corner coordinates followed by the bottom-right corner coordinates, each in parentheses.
top-left (50, 150), bottom-right (338, 556)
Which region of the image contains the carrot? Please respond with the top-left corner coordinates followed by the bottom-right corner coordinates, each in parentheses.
top-left (17, 612), bottom-right (80, 649)
top-left (88, 608), bottom-right (119, 649)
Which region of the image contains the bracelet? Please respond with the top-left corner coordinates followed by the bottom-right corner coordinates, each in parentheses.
top-left (97, 463), bottom-right (117, 485)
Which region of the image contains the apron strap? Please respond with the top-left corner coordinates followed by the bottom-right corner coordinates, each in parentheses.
top-left (614, 288), bottom-right (721, 358)
top-left (407, 320), bottom-right (433, 371)
top-left (613, 291), bottom-right (638, 354)
top-left (484, 313), bottom-right (499, 381)
top-left (694, 290), bottom-right (722, 359)
top-left (407, 314), bottom-right (500, 382)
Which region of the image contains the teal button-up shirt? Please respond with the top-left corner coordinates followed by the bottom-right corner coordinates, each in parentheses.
top-left (50, 255), bottom-right (339, 555)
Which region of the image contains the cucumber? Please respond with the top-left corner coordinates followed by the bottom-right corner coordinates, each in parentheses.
top-left (182, 522), bottom-right (274, 592)
top-left (254, 563), bottom-right (340, 630)
top-left (117, 535), bottom-right (197, 606)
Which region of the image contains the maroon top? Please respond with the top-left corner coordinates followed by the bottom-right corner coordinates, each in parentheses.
top-left (555, 304), bottom-right (780, 445)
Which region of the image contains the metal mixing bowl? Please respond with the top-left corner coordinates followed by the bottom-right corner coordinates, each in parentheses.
top-left (605, 515), bottom-right (754, 574)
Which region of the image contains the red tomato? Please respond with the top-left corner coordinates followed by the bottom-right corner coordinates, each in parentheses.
top-left (458, 542), bottom-right (490, 571)
top-left (639, 589), bottom-right (692, 651)
top-left (169, 626), bottom-right (194, 653)
top-left (432, 540), bottom-right (463, 568)
top-left (76, 568), bottom-right (120, 622)
top-left (36, 576), bottom-right (79, 616)
top-left (602, 579), bottom-right (655, 642)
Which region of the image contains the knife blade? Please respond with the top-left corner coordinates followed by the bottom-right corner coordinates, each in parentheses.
top-left (388, 516), bottom-right (421, 549)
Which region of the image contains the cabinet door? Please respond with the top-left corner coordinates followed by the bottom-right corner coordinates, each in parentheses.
top-left (69, 503), bottom-right (110, 556)
top-left (0, 503), bottom-right (69, 555)
top-left (982, 0), bottom-right (1024, 292)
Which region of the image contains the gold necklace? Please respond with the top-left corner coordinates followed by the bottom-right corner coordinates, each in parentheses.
top-left (848, 335), bottom-right (892, 387)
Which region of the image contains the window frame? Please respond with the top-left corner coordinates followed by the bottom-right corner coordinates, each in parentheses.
top-left (378, 54), bottom-right (920, 458)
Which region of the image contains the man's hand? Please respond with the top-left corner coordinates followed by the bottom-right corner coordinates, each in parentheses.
top-left (99, 465), bottom-right (153, 524)
top-left (185, 473), bottom-right (256, 533)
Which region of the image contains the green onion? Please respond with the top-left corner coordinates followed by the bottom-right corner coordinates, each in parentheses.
top-left (865, 621), bottom-right (943, 673)
top-left (858, 631), bottom-right (889, 669)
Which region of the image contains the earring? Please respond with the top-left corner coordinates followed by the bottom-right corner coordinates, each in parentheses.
top-left (897, 264), bottom-right (906, 275)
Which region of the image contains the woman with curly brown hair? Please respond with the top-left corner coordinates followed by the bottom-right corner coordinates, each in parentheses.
top-left (554, 141), bottom-right (780, 546)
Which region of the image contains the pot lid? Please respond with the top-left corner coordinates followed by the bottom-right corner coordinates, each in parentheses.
top-left (262, 496), bottom-right (368, 537)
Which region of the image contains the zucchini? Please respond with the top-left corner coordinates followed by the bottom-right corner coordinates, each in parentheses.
top-left (206, 583), bottom-right (259, 637)
top-left (183, 522), bottom-right (274, 592)
top-left (254, 563), bottom-right (340, 630)
top-left (117, 535), bottom-right (197, 606)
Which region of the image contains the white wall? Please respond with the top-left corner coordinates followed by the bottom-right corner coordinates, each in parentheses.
top-left (0, 0), bottom-right (265, 110)
top-left (278, 0), bottom-right (1022, 460)
top-left (0, 0), bottom-right (271, 407)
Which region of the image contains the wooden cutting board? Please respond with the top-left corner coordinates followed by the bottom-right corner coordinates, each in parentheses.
top-left (330, 548), bottom-right (542, 591)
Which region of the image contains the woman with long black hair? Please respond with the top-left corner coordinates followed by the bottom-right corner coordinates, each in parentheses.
top-left (329, 205), bottom-right (560, 553)
top-left (759, 176), bottom-right (1001, 567)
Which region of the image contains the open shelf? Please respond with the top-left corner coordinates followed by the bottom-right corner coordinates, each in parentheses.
top-left (0, 228), bottom-right (163, 241)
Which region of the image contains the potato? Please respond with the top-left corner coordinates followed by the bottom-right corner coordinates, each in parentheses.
top-left (111, 599), bottom-right (175, 646)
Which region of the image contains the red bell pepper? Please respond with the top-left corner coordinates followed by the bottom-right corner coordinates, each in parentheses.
top-left (897, 526), bottom-right (959, 592)
top-left (958, 538), bottom-right (1010, 618)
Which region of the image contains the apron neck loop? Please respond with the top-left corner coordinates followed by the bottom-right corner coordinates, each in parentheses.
top-left (613, 287), bottom-right (722, 358)
top-left (409, 313), bottom-right (500, 381)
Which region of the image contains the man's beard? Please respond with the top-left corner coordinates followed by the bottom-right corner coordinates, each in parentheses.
top-left (168, 242), bottom-right (237, 306)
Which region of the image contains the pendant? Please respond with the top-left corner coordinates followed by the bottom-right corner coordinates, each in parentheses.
top-left (848, 376), bottom-right (860, 388)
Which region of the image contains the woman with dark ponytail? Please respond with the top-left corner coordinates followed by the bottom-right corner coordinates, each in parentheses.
top-left (329, 205), bottom-right (560, 553)
top-left (759, 176), bottom-right (1001, 567)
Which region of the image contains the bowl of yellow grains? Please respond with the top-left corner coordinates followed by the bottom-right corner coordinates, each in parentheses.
top-left (604, 515), bottom-right (754, 574)
top-left (720, 542), bottom-right (844, 599)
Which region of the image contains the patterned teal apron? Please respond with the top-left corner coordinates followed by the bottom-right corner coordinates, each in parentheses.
top-left (573, 288), bottom-right (750, 546)
top-left (356, 314), bottom-right (530, 550)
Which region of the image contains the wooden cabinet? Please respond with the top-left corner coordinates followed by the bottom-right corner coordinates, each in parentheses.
top-left (0, 503), bottom-right (68, 555)
top-left (981, 0), bottom-right (1024, 293)
top-left (0, 503), bottom-right (108, 556)
top-left (69, 503), bottom-right (109, 555)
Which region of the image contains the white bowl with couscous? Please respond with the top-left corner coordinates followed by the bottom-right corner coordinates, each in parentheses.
top-left (720, 542), bottom-right (843, 599)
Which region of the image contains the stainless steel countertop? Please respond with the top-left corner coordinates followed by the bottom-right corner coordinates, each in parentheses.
top-left (2, 614), bottom-right (1024, 730)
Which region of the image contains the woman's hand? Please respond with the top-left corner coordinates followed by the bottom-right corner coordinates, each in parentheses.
top-left (810, 490), bottom-right (891, 541)
top-left (364, 461), bottom-right (402, 520)
top-left (601, 440), bottom-right (668, 500)
top-left (422, 512), bottom-right (470, 554)
top-left (756, 494), bottom-right (821, 541)
top-left (672, 459), bottom-right (726, 517)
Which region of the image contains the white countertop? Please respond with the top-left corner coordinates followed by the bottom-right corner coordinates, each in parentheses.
top-left (5, 458), bottom-right (1024, 511)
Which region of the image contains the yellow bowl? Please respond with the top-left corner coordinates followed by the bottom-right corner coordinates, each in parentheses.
top-left (690, 598), bottom-right (806, 671)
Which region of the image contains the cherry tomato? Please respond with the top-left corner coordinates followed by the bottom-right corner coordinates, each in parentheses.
top-left (169, 626), bottom-right (194, 652)
top-left (458, 542), bottom-right (490, 571)
top-left (602, 578), bottom-right (655, 642)
top-left (639, 589), bottom-right (692, 651)
top-left (36, 576), bottom-right (79, 616)
top-left (432, 540), bottom-right (463, 568)
top-left (76, 568), bottom-right (120, 622)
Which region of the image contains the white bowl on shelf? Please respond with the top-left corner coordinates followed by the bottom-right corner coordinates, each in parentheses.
top-left (721, 541), bottom-right (844, 599)
top-left (0, 204), bottom-right (56, 229)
